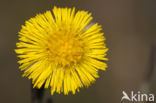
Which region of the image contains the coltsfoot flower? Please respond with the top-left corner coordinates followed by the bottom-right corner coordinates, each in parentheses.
top-left (15, 6), bottom-right (108, 95)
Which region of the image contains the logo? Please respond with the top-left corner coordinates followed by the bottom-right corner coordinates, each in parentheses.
top-left (121, 91), bottom-right (154, 102)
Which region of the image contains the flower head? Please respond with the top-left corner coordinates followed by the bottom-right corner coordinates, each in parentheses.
top-left (15, 6), bottom-right (108, 95)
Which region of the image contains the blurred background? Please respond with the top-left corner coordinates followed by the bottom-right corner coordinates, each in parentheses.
top-left (0, 0), bottom-right (156, 103)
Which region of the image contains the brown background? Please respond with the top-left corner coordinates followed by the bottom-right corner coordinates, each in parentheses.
top-left (0, 0), bottom-right (156, 103)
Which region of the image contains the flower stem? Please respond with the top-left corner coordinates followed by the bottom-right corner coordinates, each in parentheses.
top-left (31, 83), bottom-right (45, 103)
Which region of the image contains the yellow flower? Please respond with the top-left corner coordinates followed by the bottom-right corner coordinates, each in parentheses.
top-left (15, 6), bottom-right (108, 95)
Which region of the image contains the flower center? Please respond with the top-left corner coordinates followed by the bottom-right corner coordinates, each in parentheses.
top-left (47, 31), bottom-right (84, 67)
